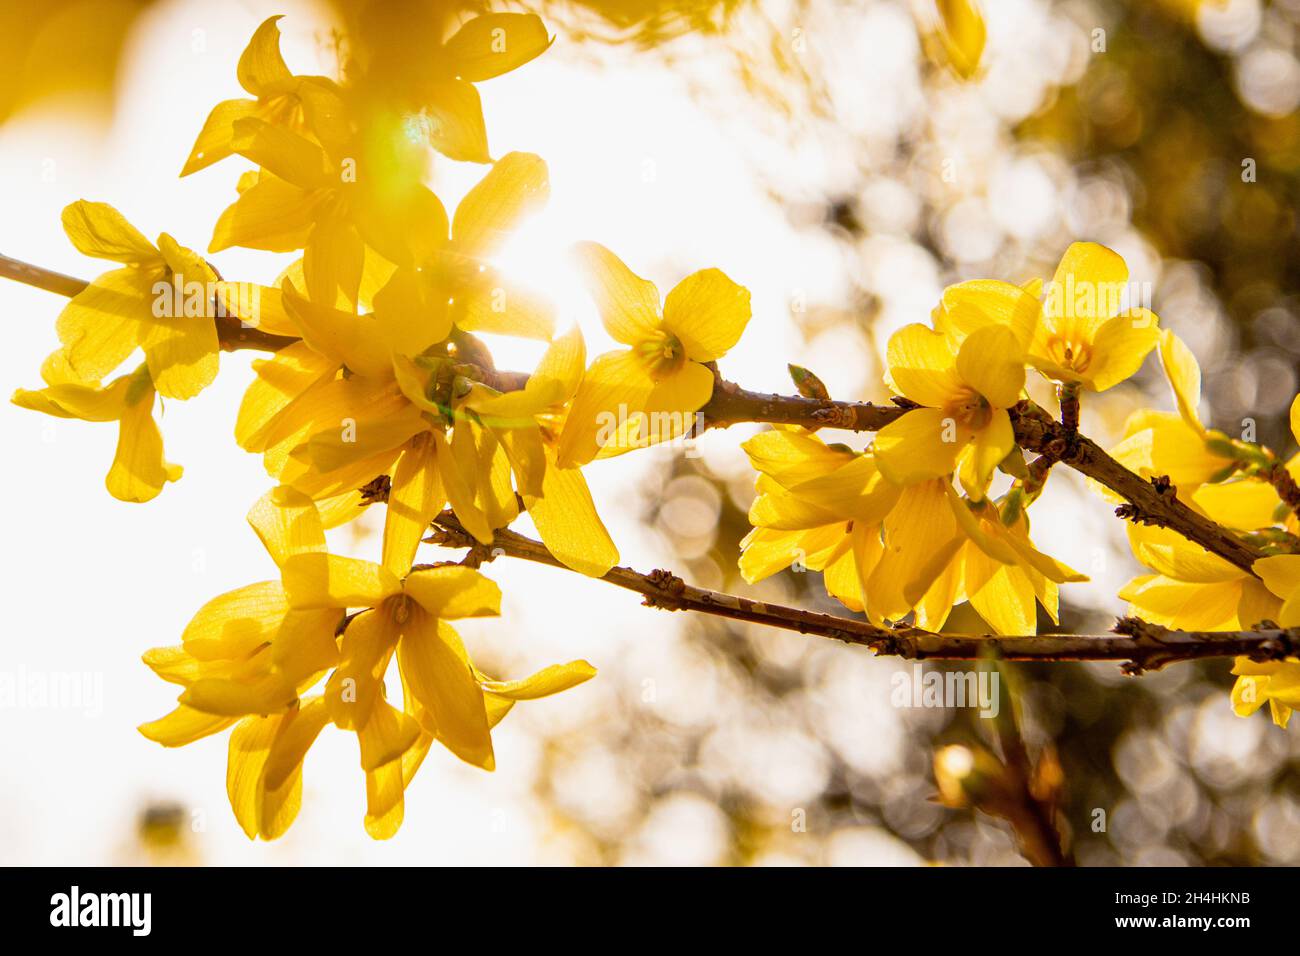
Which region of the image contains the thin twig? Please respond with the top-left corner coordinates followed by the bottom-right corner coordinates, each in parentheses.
top-left (424, 512), bottom-right (1298, 670)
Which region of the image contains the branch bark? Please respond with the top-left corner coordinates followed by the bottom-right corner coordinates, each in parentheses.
top-left (424, 512), bottom-right (1298, 671)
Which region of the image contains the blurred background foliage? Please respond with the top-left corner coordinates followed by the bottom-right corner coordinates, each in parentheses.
top-left (8, 0), bottom-right (1300, 865)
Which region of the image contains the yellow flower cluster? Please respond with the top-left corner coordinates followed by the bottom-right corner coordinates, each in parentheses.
top-left (11, 14), bottom-right (752, 838)
top-left (742, 241), bottom-right (1299, 724)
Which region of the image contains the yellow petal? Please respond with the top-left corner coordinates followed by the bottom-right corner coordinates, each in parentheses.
top-left (247, 486), bottom-right (327, 567)
top-left (298, 410), bottom-right (427, 481)
top-left (571, 242), bottom-right (661, 346)
top-left (869, 479), bottom-right (962, 616)
top-left (139, 312), bottom-right (220, 401)
top-left (957, 409), bottom-right (1014, 499)
top-left (237, 16), bottom-right (293, 96)
top-left (181, 581), bottom-right (288, 660)
top-left (282, 553), bottom-right (401, 609)
top-left (443, 13), bottom-right (552, 81)
top-left (396, 614), bottom-right (494, 769)
top-left (182, 98), bottom-right (259, 176)
top-left (741, 525), bottom-right (839, 583)
top-left (742, 428), bottom-right (857, 488)
top-left (554, 349), bottom-right (654, 467)
top-left (303, 209), bottom-right (365, 310)
top-left (61, 200), bottom-right (157, 264)
top-left (423, 78), bottom-right (490, 164)
top-left (227, 714), bottom-right (302, 840)
top-left (56, 267), bottom-right (153, 381)
top-left (1254, 554), bottom-right (1300, 603)
top-left (481, 660), bottom-right (597, 700)
top-left (453, 152), bottom-right (549, 259)
top-left (271, 607), bottom-right (343, 684)
top-left (433, 429), bottom-right (494, 544)
top-left (525, 460), bottom-right (620, 577)
top-left (822, 538), bottom-right (864, 612)
top-left (1128, 522), bottom-right (1241, 583)
top-left (382, 433), bottom-right (445, 576)
top-left (1084, 310), bottom-right (1160, 392)
top-left (403, 565), bottom-right (502, 619)
top-left (935, 0), bottom-right (985, 80)
top-left (1158, 329), bottom-right (1206, 434)
top-left (357, 698), bottom-right (422, 772)
top-left (641, 360), bottom-right (715, 442)
top-left (210, 172), bottom-right (320, 253)
top-left (280, 284), bottom-right (394, 379)
top-left (214, 281), bottom-right (299, 336)
top-left (139, 705), bottom-right (235, 747)
top-left (11, 375), bottom-right (129, 421)
top-left (967, 562), bottom-right (1037, 636)
top-left (955, 324), bottom-right (1024, 408)
top-left (261, 697), bottom-right (330, 793)
top-left (231, 116), bottom-right (331, 190)
top-left (236, 342), bottom-right (339, 452)
top-left (1121, 575), bottom-right (1242, 630)
top-left (106, 384), bottom-right (182, 502)
top-left (936, 279), bottom-right (1039, 348)
top-left (372, 269), bottom-right (453, 356)
top-left (1192, 480), bottom-right (1281, 532)
top-left (1043, 241), bottom-right (1128, 342)
top-left (364, 760), bottom-right (406, 839)
top-left (661, 268), bottom-right (752, 362)
top-left (458, 275), bottom-right (555, 340)
top-left (325, 608), bottom-right (399, 729)
top-left (353, 182), bottom-right (450, 271)
top-left (874, 407), bottom-right (963, 485)
top-left (884, 323), bottom-right (963, 407)
top-left (181, 673), bottom-right (297, 716)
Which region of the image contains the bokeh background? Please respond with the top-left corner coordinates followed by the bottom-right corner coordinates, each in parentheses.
top-left (2, 0), bottom-right (1300, 865)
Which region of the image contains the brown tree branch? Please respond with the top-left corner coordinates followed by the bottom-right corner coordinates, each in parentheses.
top-left (424, 512), bottom-right (1298, 672)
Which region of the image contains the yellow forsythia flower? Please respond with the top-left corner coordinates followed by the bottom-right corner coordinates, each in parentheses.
top-left (13, 356), bottom-right (181, 502)
top-left (1232, 659), bottom-right (1300, 729)
top-left (739, 428), bottom-right (1083, 631)
top-left (740, 427), bottom-right (899, 617)
top-left (1229, 554), bottom-right (1300, 728)
top-left (557, 241), bottom-right (751, 467)
top-left (182, 16), bottom-right (336, 176)
top-left (1120, 522), bottom-right (1279, 631)
top-left (411, 12), bottom-right (553, 163)
top-left (141, 488), bottom-right (595, 839)
top-left (462, 327), bottom-right (619, 577)
top-left (875, 322), bottom-right (1024, 498)
top-left (890, 485), bottom-right (1085, 635)
top-left (55, 200), bottom-right (221, 401)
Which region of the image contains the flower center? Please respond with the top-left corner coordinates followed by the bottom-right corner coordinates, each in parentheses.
top-left (636, 330), bottom-right (686, 379)
top-left (945, 386), bottom-right (992, 430)
top-left (1046, 335), bottom-right (1093, 374)
top-left (390, 593), bottom-right (412, 626)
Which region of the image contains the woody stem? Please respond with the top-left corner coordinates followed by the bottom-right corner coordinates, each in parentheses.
top-left (423, 512), bottom-right (1297, 671)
